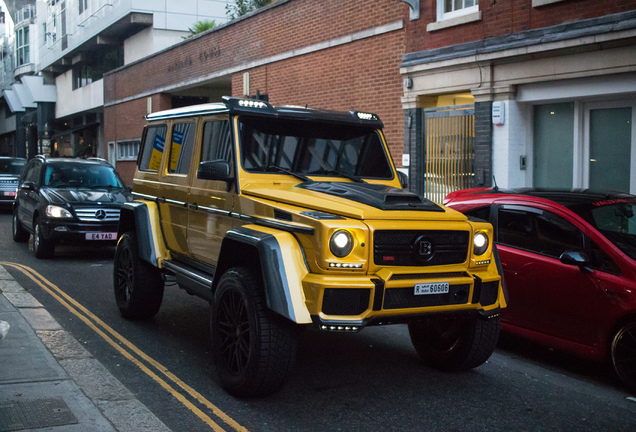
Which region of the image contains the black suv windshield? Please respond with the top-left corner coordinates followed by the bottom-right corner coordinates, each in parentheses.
top-left (44, 163), bottom-right (124, 189)
top-left (239, 116), bottom-right (394, 180)
top-left (0, 159), bottom-right (26, 175)
top-left (571, 199), bottom-right (636, 260)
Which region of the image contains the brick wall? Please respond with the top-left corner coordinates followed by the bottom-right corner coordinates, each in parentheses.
top-left (407, 0), bottom-right (636, 52)
top-left (104, 0), bottom-right (408, 181)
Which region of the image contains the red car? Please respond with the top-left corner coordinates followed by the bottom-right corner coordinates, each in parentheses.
top-left (444, 188), bottom-right (636, 392)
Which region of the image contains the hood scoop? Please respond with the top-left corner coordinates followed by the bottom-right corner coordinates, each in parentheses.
top-left (298, 182), bottom-right (444, 212)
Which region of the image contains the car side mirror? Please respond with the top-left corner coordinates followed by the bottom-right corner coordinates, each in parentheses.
top-left (198, 160), bottom-right (232, 182)
top-left (20, 181), bottom-right (35, 191)
top-left (560, 250), bottom-right (593, 273)
top-left (397, 171), bottom-right (408, 189)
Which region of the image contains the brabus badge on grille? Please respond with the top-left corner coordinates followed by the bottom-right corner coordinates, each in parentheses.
top-left (95, 209), bottom-right (107, 220)
top-left (415, 235), bottom-right (434, 260)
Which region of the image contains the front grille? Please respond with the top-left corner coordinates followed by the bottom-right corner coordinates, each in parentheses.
top-left (322, 288), bottom-right (370, 316)
top-left (383, 284), bottom-right (470, 309)
top-left (75, 208), bottom-right (120, 222)
top-left (374, 230), bottom-right (469, 266)
top-left (0, 180), bottom-right (18, 192)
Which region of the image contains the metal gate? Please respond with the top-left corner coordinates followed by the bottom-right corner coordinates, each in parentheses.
top-left (423, 105), bottom-right (475, 204)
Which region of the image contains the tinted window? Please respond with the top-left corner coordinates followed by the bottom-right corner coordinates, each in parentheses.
top-left (43, 163), bottom-right (123, 188)
top-left (168, 122), bottom-right (196, 174)
top-left (0, 159), bottom-right (26, 175)
top-left (239, 116), bottom-right (393, 179)
top-left (24, 162), bottom-right (41, 184)
top-left (139, 125), bottom-right (167, 171)
top-left (201, 119), bottom-right (233, 174)
top-left (498, 207), bottom-right (584, 258)
top-left (465, 206), bottom-right (491, 222)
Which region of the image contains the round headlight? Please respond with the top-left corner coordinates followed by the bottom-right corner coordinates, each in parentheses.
top-left (330, 230), bottom-right (353, 258)
top-left (473, 232), bottom-right (489, 256)
top-left (46, 205), bottom-right (73, 218)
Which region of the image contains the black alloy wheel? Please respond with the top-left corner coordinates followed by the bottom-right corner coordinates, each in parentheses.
top-left (12, 210), bottom-right (29, 243)
top-left (33, 217), bottom-right (54, 259)
top-left (611, 322), bottom-right (636, 393)
top-left (211, 267), bottom-right (297, 397)
top-left (113, 232), bottom-right (164, 320)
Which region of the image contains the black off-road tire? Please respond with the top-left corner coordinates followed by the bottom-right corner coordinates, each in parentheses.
top-left (211, 267), bottom-right (297, 397)
top-left (12, 210), bottom-right (29, 243)
top-left (33, 217), bottom-right (54, 259)
top-left (611, 321), bottom-right (636, 393)
top-left (408, 315), bottom-right (500, 371)
top-left (113, 232), bottom-right (164, 320)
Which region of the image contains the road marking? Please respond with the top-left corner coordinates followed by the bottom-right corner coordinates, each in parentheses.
top-left (1, 261), bottom-right (248, 432)
top-left (628, 397), bottom-right (636, 403)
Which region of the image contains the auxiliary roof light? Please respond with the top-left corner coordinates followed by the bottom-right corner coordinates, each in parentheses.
top-left (238, 99), bottom-right (268, 108)
top-left (357, 112), bottom-right (375, 120)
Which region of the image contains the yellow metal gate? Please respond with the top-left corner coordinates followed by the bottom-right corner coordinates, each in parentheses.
top-left (423, 105), bottom-right (475, 203)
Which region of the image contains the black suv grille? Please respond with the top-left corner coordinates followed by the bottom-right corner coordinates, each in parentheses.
top-left (374, 230), bottom-right (469, 266)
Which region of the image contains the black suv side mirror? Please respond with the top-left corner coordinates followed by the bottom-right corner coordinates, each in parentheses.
top-left (397, 171), bottom-right (409, 189)
top-left (20, 181), bottom-right (36, 191)
top-left (560, 250), bottom-right (593, 273)
top-left (198, 160), bottom-right (232, 182)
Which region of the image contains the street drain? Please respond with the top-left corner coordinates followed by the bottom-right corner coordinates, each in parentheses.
top-left (0, 397), bottom-right (78, 431)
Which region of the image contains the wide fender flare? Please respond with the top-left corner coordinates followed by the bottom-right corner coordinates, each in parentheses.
top-left (117, 201), bottom-right (168, 266)
top-left (218, 225), bottom-right (312, 324)
top-left (493, 243), bottom-right (509, 306)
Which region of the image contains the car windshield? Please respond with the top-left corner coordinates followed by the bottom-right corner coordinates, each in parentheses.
top-left (571, 199), bottom-right (636, 260)
top-left (0, 159), bottom-right (26, 175)
top-left (44, 164), bottom-right (124, 189)
top-left (238, 116), bottom-right (394, 180)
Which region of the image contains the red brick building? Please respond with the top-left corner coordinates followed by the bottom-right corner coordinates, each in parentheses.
top-left (103, 0), bottom-right (408, 184)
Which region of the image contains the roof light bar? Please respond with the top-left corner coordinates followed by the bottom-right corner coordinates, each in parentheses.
top-left (238, 99), bottom-right (268, 108)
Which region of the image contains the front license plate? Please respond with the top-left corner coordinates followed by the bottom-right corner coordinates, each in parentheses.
top-left (86, 232), bottom-right (117, 240)
top-left (414, 282), bottom-right (450, 295)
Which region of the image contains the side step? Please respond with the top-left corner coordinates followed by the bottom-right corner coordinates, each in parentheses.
top-left (162, 260), bottom-right (214, 301)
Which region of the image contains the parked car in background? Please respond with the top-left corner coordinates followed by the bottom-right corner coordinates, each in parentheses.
top-left (0, 157), bottom-right (27, 209)
top-left (13, 156), bottom-right (132, 258)
top-left (444, 188), bottom-right (636, 392)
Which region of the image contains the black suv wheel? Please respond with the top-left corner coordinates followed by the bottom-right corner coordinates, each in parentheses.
top-left (33, 217), bottom-right (54, 259)
top-left (12, 209), bottom-right (29, 243)
top-left (211, 267), bottom-right (297, 397)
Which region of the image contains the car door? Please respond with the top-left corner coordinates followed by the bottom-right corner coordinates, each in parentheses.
top-left (187, 116), bottom-right (236, 266)
top-left (493, 203), bottom-right (614, 346)
top-left (157, 120), bottom-right (198, 257)
top-left (16, 160), bottom-right (42, 231)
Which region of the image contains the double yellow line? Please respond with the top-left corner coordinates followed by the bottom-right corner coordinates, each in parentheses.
top-left (1, 261), bottom-right (248, 432)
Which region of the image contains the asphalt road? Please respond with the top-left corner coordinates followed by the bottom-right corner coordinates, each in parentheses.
top-left (1, 211), bottom-right (636, 431)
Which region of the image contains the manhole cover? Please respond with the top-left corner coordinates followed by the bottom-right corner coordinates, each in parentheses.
top-left (0, 397), bottom-right (78, 431)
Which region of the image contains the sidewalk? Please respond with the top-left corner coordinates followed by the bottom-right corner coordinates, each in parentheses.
top-left (0, 265), bottom-right (170, 432)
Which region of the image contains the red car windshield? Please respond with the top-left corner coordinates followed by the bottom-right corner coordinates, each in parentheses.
top-left (570, 200), bottom-right (636, 260)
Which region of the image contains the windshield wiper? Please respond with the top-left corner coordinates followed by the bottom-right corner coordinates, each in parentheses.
top-left (309, 168), bottom-right (366, 183)
top-left (262, 165), bottom-right (311, 182)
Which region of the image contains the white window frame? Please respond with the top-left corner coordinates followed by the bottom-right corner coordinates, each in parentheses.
top-left (436, 0), bottom-right (479, 22)
top-left (117, 139), bottom-right (140, 161)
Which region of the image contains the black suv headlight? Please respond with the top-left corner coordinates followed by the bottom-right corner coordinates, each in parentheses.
top-left (473, 231), bottom-right (489, 256)
top-left (46, 205), bottom-right (73, 218)
top-left (330, 230), bottom-right (354, 258)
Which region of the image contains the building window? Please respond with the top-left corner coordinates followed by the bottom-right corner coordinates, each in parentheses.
top-left (16, 27), bottom-right (30, 66)
top-left (437, 0), bottom-right (479, 21)
top-left (79, 0), bottom-right (88, 14)
top-left (117, 140), bottom-right (141, 161)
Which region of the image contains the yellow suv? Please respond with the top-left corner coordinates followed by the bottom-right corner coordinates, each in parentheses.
top-left (113, 97), bottom-right (506, 397)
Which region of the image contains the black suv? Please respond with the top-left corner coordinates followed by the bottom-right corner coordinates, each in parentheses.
top-left (0, 157), bottom-right (26, 209)
top-left (13, 156), bottom-right (132, 258)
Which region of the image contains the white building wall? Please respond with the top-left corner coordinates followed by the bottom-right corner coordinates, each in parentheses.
top-left (124, 27), bottom-right (189, 64)
top-left (55, 71), bottom-right (104, 118)
top-left (492, 100), bottom-right (529, 189)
